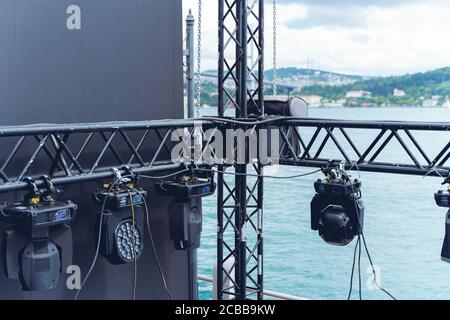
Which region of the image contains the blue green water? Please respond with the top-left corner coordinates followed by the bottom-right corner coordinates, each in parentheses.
top-left (197, 107), bottom-right (450, 300)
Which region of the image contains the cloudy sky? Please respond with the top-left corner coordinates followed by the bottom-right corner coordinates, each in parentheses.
top-left (183, 0), bottom-right (450, 76)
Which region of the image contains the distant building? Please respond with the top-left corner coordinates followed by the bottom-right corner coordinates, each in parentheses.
top-left (422, 95), bottom-right (442, 107)
top-left (345, 90), bottom-right (372, 99)
top-left (422, 99), bottom-right (438, 107)
top-left (302, 95), bottom-right (322, 107)
top-left (393, 88), bottom-right (406, 97)
top-left (442, 99), bottom-right (450, 108)
top-left (321, 101), bottom-right (344, 108)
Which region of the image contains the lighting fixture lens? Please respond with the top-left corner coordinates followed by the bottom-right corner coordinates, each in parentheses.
top-left (115, 219), bottom-right (142, 262)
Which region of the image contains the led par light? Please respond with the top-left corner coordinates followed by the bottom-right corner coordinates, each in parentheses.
top-left (93, 184), bottom-right (146, 265)
top-left (310, 177), bottom-right (364, 246)
top-left (97, 207), bottom-right (144, 264)
top-left (1, 195), bottom-right (76, 291)
top-left (115, 218), bottom-right (143, 262)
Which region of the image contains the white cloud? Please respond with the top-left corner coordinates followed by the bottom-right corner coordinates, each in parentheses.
top-left (182, 0), bottom-right (450, 76)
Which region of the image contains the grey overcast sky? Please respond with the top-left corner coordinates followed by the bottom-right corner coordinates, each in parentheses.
top-left (183, 0), bottom-right (450, 76)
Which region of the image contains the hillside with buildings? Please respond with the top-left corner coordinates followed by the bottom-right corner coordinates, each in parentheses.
top-left (192, 67), bottom-right (450, 108)
top-left (196, 68), bottom-right (368, 107)
top-left (299, 67), bottom-right (450, 108)
top-left (265, 67), bottom-right (367, 91)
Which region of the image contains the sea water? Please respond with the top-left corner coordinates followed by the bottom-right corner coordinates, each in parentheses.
top-left (197, 107), bottom-right (450, 300)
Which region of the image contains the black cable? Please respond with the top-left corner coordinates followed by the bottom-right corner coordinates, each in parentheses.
top-left (139, 168), bottom-right (190, 180)
top-left (0, 206), bottom-right (25, 222)
top-left (73, 176), bottom-right (126, 300)
top-left (200, 116), bottom-right (286, 126)
top-left (347, 236), bottom-right (360, 300)
top-left (358, 234), bottom-right (362, 300)
top-left (194, 167), bottom-right (322, 180)
top-left (127, 190), bottom-right (138, 300)
top-left (129, 167), bottom-right (205, 299)
top-left (200, 115), bottom-right (378, 126)
top-left (140, 163), bottom-right (320, 181)
top-left (74, 168), bottom-right (178, 300)
top-left (142, 193), bottom-right (174, 300)
top-left (341, 170), bottom-right (397, 300)
top-left (200, 115), bottom-right (348, 126)
top-left (356, 197), bottom-right (396, 300)
top-left (348, 236), bottom-right (363, 300)
top-left (129, 186), bottom-right (174, 300)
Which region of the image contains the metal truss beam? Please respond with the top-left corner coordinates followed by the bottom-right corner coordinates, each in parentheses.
top-left (218, 0), bottom-right (265, 300)
top-left (0, 117), bottom-right (446, 191)
top-left (279, 119), bottom-right (450, 177)
top-left (0, 119), bottom-right (213, 194)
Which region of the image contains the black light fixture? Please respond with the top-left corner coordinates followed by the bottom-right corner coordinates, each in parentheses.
top-left (156, 170), bottom-right (215, 250)
top-left (155, 170), bottom-right (216, 202)
top-left (1, 177), bottom-right (76, 291)
top-left (310, 164), bottom-right (364, 246)
top-left (169, 201), bottom-right (202, 250)
top-left (435, 175), bottom-right (450, 262)
top-left (435, 176), bottom-right (450, 207)
top-left (93, 179), bottom-right (146, 265)
top-left (250, 96), bottom-right (309, 117)
top-left (115, 218), bottom-right (143, 262)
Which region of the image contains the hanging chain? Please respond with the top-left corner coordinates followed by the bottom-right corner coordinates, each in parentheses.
top-left (272, 0), bottom-right (277, 96)
top-left (195, 0), bottom-right (202, 117)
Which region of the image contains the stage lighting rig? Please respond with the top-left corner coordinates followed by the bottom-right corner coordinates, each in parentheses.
top-left (92, 169), bottom-right (146, 265)
top-left (310, 162), bottom-right (364, 246)
top-left (1, 176), bottom-right (77, 291)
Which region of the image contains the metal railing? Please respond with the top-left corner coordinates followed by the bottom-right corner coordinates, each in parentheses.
top-left (198, 275), bottom-right (309, 300)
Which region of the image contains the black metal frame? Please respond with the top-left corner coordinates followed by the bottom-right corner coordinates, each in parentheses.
top-left (217, 0), bottom-right (265, 300)
top-left (0, 118), bottom-right (445, 192)
top-left (0, 119), bottom-right (211, 193)
top-left (278, 119), bottom-right (450, 177)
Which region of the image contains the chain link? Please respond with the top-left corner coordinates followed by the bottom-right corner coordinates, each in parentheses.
top-left (272, 0), bottom-right (277, 96)
top-left (195, 0), bottom-right (202, 117)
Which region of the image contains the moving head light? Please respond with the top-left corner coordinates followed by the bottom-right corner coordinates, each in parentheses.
top-left (169, 201), bottom-right (202, 250)
top-left (156, 170), bottom-right (215, 250)
top-left (93, 181), bottom-right (146, 265)
top-left (156, 170), bottom-right (216, 202)
top-left (311, 164), bottom-right (364, 246)
top-left (435, 175), bottom-right (450, 208)
top-left (1, 177), bottom-right (76, 291)
top-left (435, 176), bottom-right (450, 262)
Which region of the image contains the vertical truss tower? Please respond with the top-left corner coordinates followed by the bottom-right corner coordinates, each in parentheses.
top-left (217, 0), bottom-right (265, 300)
